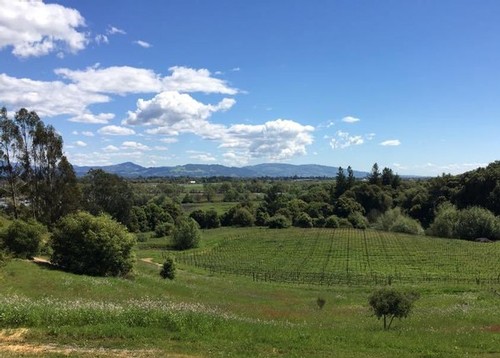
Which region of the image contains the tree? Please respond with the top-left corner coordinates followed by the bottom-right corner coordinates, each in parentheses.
top-left (160, 256), bottom-right (176, 280)
top-left (51, 212), bottom-right (136, 276)
top-left (294, 212), bottom-right (313, 228)
top-left (334, 167), bottom-right (348, 199)
top-left (0, 220), bottom-right (47, 259)
top-left (172, 218), bottom-right (201, 250)
top-left (368, 163), bottom-right (382, 186)
top-left (368, 288), bottom-right (419, 329)
top-left (267, 214), bottom-right (291, 229)
top-left (0, 108), bottom-right (79, 225)
top-left (82, 169), bottom-right (133, 225)
top-left (231, 207), bottom-right (255, 227)
top-left (204, 208), bottom-right (220, 229)
top-left (347, 166), bottom-right (356, 189)
top-left (453, 206), bottom-right (500, 241)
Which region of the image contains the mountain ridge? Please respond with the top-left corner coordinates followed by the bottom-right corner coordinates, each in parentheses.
top-left (73, 162), bottom-right (370, 178)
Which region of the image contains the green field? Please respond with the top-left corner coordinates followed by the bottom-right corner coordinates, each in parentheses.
top-left (175, 228), bottom-right (500, 285)
top-left (1, 227), bottom-right (499, 357)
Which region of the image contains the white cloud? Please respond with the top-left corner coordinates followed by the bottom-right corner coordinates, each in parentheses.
top-left (329, 130), bottom-right (364, 149)
top-left (0, 0), bottom-right (87, 58)
top-left (0, 73), bottom-right (109, 117)
top-left (103, 145), bottom-right (119, 152)
top-left (98, 125), bottom-right (136, 136)
top-left (162, 66), bottom-right (238, 95)
top-left (95, 34), bottom-right (109, 45)
top-left (341, 116), bottom-right (360, 123)
top-left (69, 112), bottom-right (115, 124)
top-left (159, 137), bottom-right (178, 144)
top-left (124, 91), bottom-right (235, 138)
top-left (231, 67), bottom-right (241, 72)
top-left (55, 65), bottom-right (162, 94)
top-left (380, 139), bottom-right (401, 146)
top-left (107, 26), bottom-right (126, 35)
top-left (221, 119), bottom-right (314, 161)
top-left (134, 40), bottom-right (152, 48)
top-left (75, 140), bottom-right (87, 147)
top-left (121, 141), bottom-right (150, 151)
top-left (81, 131), bottom-right (94, 137)
top-left (188, 152), bottom-right (217, 162)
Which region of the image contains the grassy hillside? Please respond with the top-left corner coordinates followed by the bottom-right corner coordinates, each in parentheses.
top-left (0, 227), bottom-right (499, 357)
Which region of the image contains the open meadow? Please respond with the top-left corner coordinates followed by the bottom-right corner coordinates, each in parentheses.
top-left (1, 227), bottom-right (499, 357)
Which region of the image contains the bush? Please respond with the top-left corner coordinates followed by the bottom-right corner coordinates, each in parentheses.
top-left (51, 212), bottom-right (136, 276)
top-left (338, 218), bottom-right (353, 228)
top-left (294, 212), bottom-right (313, 228)
top-left (374, 208), bottom-right (424, 235)
top-left (267, 214), bottom-right (291, 229)
top-left (348, 212), bottom-right (369, 229)
top-left (160, 256), bottom-right (176, 280)
top-left (427, 203), bottom-right (458, 238)
top-left (368, 288), bottom-right (419, 329)
top-left (154, 222), bottom-right (174, 238)
top-left (0, 220), bottom-right (47, 259)
top-left (454, 206), bottom-right (500, 240)
top-left (172, 218), bottom-right (201, 250)
top-left (324, 215), bottom-right (340, 228)
top-left (232, 207), bottom-right (255, 227)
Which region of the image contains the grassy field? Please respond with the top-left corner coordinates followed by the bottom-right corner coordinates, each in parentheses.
top-left (1, 227), bottom-right (499, 357)
top-left (174, 228), bottom-right (500, 286)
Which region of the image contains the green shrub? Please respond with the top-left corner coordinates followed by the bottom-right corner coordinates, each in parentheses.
top-left (0, 220), bottom-right (47, 259)
top-left (427, 203), bottom-right (458, 238)
top-left (160, 256), bottom-right (176, 280)
top-left (51, 212), bottom-right (136, 276)
top-left (154, 222), bottom-right (174, 238)
top-left (338, 218), bottom-right (353, 228)
top-left (374, 208), bottom-right (424, 235)
top-left (324, 215), bottom-right (340, 228)
top-left (348, 212), bottom-right (369, 229)
top-left (232, 207), bottom-right (255, 227)
top-left (294, 212), bottom-right (313, 228)
top-left (267, 214), bottom-right (291, 229)
top-left (454, 206), bottom-right (500, 240)
top-left (172, 218), bottom-right (201, 250)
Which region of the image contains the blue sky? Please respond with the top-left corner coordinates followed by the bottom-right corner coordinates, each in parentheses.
top-left (1, 0), bottom-right (499, 175)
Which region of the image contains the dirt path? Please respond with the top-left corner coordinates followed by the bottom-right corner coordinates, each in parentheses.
top-left (0, 329), bottom-right (197, 357)
top-left (140, 257), bottom-right (162, 267)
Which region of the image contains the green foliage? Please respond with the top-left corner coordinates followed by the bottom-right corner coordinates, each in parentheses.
top-left (368, 288), bottom-right (419, 329)
top-left (155, 222), bottom-right (174, 238)
top-left (172, 218), bottom-right (201, 250)
top-left (324, 215), bottom-right (340, 228)
top-left (267, 214), bottom-right (291, 229)
top-left (348, 212), bottom-right (369, 229)
top-left (51, 212), bottom-right (136, 276)
top-left (204, 208), bottom-right (221, 229)
top-left (82, 169), bottom-right (133, 225)
top-left (375, 208), bottom-right (424, 235)
top-left (0, 220), bottom-right (47, 259)
top-left (293, 212), bottom-right (313, 228)
top-left (454, 206), bottom-right (500, 240)
top-left (160, 256), bottom-right (176, 280)
top-left (231, 207), bottom-right (255, 227)
top-left (334, 194), bottom-right (365, 218)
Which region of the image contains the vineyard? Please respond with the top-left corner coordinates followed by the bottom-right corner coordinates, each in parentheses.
top-left (175, 228), bottom-right (500, 285)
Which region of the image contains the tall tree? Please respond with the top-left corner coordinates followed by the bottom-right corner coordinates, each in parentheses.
top-left (368, 163), bottom-right (382, 186)
top-left (334, 167), bottom-right (348, 199)
top-left (347, 166), bottom-right (356, 189)
top-left (0, 108), bottom-right (23, 218)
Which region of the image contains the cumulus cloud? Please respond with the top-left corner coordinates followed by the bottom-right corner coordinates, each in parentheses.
top-left (103, 145), bottom-right (119, 152)
top-left (124, 91), bottom-right (234, 138)
top-left (121, 141), bottom-right (150, 151)
top-left (134, 40), bottom-right (152, 48)
top-left (0, 73), bottom-right (109, 117)
top-left (341, 116), bottom-right (360, 123)
top-left (69, 112), bottom-right (115, 124)
top-left (188, 151), bottom-right (216, 162)
top-left (81, 131), bottom-right (94, 137)
top-left (95, 34), bottom-right (109, 45)
top-left (159, 137), bottom-right (178, 144)
top-left (75, 140), bottom-right (87, 147)
top-left (0, 0), bottom-right (87, 58)
top-left (380, 139), bottom-right (401, 146)
top-left (329, 130), bottom-right (364, 149)
top-left (55, 65), bottom-right (162, 94)
top-left (162, 66), bottom-right (238, 94)
top-left (98, 125), bottom-right (136, 136)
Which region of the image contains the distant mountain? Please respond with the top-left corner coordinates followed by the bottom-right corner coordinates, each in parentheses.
top-left (73, 162), bottom-right (370, 178)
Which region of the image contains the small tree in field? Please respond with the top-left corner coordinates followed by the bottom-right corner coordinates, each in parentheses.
top-left (160, 256), bottom-right (176, 280)
top-left (368, 288), bottom-right (419, 329)
top-left (172, 218), bottom-right (201, 250)
top-left (0, 220), bottom-right (47, 259)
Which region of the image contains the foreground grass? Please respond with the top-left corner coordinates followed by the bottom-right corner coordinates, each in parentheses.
top-left (1, 255), bottom-right (499, 357)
